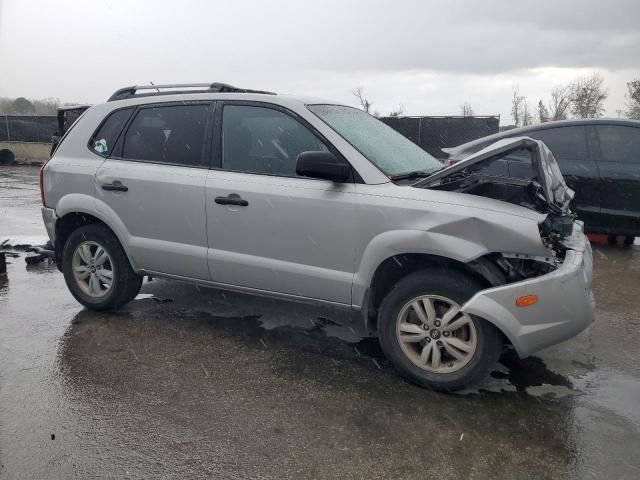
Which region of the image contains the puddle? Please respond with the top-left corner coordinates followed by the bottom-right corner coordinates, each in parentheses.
top-left (572, 369), bottom-right (640, 428)
top-left (525, 384), bottom-right (576, 398)
top-left (134, 293), bottom-right (156, 300)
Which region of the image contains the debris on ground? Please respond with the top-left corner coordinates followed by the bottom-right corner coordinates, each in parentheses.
top-left (24, 242), bottom-right (55, 264)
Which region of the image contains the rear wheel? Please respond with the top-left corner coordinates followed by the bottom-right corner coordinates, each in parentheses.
top-left (377, 269), bottom-right (503, 392)
top-left (624, 236), bottom-right (635, 246)
top-left (62, 224), bottom-right (142, 310)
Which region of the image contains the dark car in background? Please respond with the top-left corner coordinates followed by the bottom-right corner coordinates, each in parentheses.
top-left (444, 119), bottom-right (640, 243)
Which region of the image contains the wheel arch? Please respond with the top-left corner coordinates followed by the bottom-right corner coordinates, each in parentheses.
top-left (54, 209), bottom-right (137, 272)
top-left (360, 252), bottom-right (507, 336)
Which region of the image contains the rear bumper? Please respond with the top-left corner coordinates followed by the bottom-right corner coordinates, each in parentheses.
top-left (461, 222), bottom-right (595, 358)
top-left (41, 207), bottom-right (57, 246)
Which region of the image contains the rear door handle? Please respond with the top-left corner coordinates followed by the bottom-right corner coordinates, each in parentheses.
top-left (214, 193), bottom-right (248, 206)
top-left (101, 181), bottom-right (128, 192)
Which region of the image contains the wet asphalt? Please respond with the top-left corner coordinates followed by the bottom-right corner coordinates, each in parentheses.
top-left (1, 166), bottom-right (639, 479)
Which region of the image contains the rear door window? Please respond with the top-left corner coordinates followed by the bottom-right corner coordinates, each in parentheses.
top-left (90, 108), bottom-right (133, 157)
top-left (527, 126), bottom-right (588, 161)
top-left (595, 125), bottom-right (640, 162)
top-left (121, 104), bottom-right (209, 167)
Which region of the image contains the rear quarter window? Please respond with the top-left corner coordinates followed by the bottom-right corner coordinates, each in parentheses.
top-left (89, 108), bottom-right (134, 157)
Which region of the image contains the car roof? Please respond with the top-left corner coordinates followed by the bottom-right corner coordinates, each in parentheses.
top-left (446, 117), bottom-right (640, 155)
top-left (100, 91), bottom-right (342, 111)
top-left (103, 83), bottom-right (338, 108)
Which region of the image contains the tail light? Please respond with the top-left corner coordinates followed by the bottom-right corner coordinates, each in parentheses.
top-left (39, 160), bottom-right (48, 206)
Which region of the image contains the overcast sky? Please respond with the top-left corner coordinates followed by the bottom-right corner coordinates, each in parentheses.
top-left (1, 0), bottom-right (639, 122)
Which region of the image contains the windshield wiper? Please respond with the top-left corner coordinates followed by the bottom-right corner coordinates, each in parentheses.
top-left (390, 169), bottom-right (435, 181)
top-left (390, 167), bottom-right (442, 181)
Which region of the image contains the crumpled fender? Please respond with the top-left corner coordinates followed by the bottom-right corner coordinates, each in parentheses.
top-left (352, 213), bottom-right (549, 308)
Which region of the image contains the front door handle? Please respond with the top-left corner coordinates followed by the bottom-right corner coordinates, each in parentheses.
top-left (214, 193), bottom-right (248, 206)
top-left (101, 180), bottom-right (128, 192)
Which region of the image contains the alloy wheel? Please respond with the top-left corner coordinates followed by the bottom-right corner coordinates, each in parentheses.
top-left (71, 241), bottom-right (114, 298)
top-left (396, 295), bottom-right (477, 374)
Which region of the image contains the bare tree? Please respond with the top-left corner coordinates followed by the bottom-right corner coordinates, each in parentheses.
top-left (570, 73), bottom-right (608, 118)
top-left (511, 86), bottom-right (534, 127)
top-left (548, 86), bottom-right (572, 121)
top-left (352, 87), bottom-right (373, 113)
top-left (522, 100), bottom-right (534, 126)
top-left (388, 103), bottom-right (404, 117)
top-left (537, 100), bottom-right (550, 123)
top-left (460, 102), bottom-right (474, 117)
top-left (626, 79), bottom-right (640, 120)
top-left (511, 86), bottom-right (524, 127)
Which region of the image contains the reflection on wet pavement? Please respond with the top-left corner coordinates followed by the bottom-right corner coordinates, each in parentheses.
top-left (1, 166), bottom-right (639, 479)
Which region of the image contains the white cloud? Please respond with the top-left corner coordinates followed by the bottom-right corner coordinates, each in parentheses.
top-left (0, 0), bottom-right (638, 122)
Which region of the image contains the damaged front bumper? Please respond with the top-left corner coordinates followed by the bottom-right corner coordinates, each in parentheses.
top-left (461, 222), bottom-right (595, 358)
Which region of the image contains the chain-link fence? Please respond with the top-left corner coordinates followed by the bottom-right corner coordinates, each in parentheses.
top-left (0, 115), bottom-right (57, 143)
top-left (380, 116), bottom-right (500, 158)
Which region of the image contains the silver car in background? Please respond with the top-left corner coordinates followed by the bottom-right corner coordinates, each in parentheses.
top-left (40, 83), bottom-right (595, 391)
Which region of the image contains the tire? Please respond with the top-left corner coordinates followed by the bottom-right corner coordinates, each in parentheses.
top-left (62, 224), bottom-right (142, 310)
top-left (377, 269), bottom-right (503, 392)
top-left (624, 236), bottom-right (635, 246)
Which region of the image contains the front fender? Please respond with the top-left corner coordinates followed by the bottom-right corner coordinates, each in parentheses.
top-left (352, 214), bottom-right (548, 307)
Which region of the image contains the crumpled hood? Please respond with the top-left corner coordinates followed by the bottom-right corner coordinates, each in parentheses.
top-left (413, 136), bottom-right (574, 214)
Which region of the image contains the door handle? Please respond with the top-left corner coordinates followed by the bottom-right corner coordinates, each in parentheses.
top-left (101, 180), bottom-right (128, 192)
top-left (214, 193), bottom-right (248, 206)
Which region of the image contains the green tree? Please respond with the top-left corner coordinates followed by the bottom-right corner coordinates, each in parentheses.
top-left (626, 79), bottom-right (640, 120)
top-left (570, 73), bottom-right (607, 118)
top-left (11, 97), bottom-right (35, 114)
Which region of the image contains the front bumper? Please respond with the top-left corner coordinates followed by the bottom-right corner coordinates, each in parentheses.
top-left (41, 207), bottom-right (57, 246)
top-left (461, 222), bottom-right (595, 358)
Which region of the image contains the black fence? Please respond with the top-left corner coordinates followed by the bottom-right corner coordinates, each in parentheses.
top-left (380, 116), bottom-right (500, 158)
top-left (0, 115), bottom-right (57, 143)
top-left (0, 113), bottom-right (499, 156)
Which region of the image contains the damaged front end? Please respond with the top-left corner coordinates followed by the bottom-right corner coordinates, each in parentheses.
top-left (414, 137), bottom-right (582, 283)
top-left (461, 219), bottom-right (595, 358)
top-left (411, 137), bottom-right (594, 356)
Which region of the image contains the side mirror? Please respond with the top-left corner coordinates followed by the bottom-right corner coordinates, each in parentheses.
top-left (296, 151), bottom-right (351, 182)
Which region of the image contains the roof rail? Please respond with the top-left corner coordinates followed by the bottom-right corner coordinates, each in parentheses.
top-left (107, 82), bottom-right (276, 102)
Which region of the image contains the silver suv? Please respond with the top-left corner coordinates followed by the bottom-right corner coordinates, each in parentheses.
top-left (40, 83), bottom-right (595, 391)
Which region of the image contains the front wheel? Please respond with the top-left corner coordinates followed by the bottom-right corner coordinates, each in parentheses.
top-left (378, 269), bottom-right (503, 392)
top-left (62, 224), bottom-right (142, 310)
